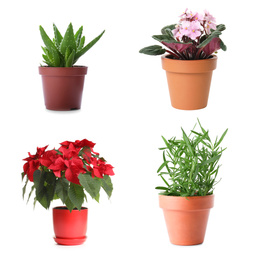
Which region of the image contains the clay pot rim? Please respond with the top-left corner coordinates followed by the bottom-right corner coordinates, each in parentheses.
top-left (39, 66), bottom-right (88, 76)
top-left (159, 194), bottom-right (214, 211)
top-left (161, 54), bottom-right (217, 62)
top-left (53, 206), bottom-right (88, 211)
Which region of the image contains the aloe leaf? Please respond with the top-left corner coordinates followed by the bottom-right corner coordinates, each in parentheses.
top-left (53, 24), bottom-right (63, 47)
top-left (39, 25), bottom-right (57, 51)
top-left (78, 36), bottom-right (85, 51)
top-left (65, 49), bottom-right (75, 67)
top-left (139, 45), bottom-right (166, 55)
top-left (51, 48), bottom-right (60, 67)
top-left (74, 26), bottom-right (83, 48)
top-left (75, 30), bottom-right (105, 60)
top-left (60, 23), bottom-right (76, 56)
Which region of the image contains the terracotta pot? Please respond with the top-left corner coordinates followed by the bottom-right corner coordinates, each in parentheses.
top-left (53, 206), bottom-right (88, 246)
top-left (39, 66), bottom-right (88, 111)
top-left (161, 55), bottom-right (217, 110)
top-left (159, 195), bottom-right (214, 245)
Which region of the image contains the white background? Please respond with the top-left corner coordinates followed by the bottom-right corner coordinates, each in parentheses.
top-left (0, 0), bottom-right (259, 259)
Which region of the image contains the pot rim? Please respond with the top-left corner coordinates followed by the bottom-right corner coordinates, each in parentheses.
top-left (161, 54), bottom-right (217, 62)
top-left (159, 194), bottom-right (214, 211)
top-left (39, 66), bottom-right (88, 76)
top-left (53, 206), bottom-right (88, 211)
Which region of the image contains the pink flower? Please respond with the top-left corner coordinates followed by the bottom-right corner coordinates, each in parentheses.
top-left (193, 12), bottom-right (204, 23)
top-left (205, 21), bottom-right (217, 34)
top-left (172, 25), bottom-right (183, 39)
top-left (180, 21), bottom-right (191, 36)
top-left (189, 21), bottom-right (202, 40)
top-left (204, 10), bottom-right (216, 23)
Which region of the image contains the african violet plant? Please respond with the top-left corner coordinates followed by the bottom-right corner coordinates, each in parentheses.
top-left (156, 120), bottom-right (228, 197)
top-left (22, 139), bottom-right (114, 212)
top-left (40, 23), bottom-right (105, 67)
top-left (140, 9), bottom-right (226, 60)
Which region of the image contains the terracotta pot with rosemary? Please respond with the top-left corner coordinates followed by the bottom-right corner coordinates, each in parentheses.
top-left (156, 119), bottom-right (228, 245)
top-left (140, 9), bottom-right (226, 110)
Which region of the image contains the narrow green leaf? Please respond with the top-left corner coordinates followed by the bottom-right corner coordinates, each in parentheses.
top-left (200, 155), bottom-right (221, 166)
top-left (214, 129), bottom-right (228, 149)
top-left (68, 183), bottom-right (84, 210)
top-left (22, 178), bottom-right (29, 199)
top-left (181, 128), bottom-right (194, 156)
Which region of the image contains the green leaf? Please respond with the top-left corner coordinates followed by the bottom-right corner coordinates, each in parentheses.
top-left (74, 26), bottom-right (83, 47)
top-left (65, 49), bottom-right (75, 67)
top-left (161, 24), bottom-right (176, 35)
top-left (27, 185), bottom-right (35, 204)
top-left (55, 177), bottom-right (69, 203)
top-left (51, 48), bottom-right (60, 67)
top-left (139, 45), bottom-right (166, 56)
top-left (68, 183), bottom-right (84, 210)
top-left (75, 30), bottom-right (105, 60)
top-left (200, 155), bottom-right (221, 166)
top-left (100, 175), bottom-right (113, 198)
top-left (22, 178), bottom-right (29, 199)
top-left (65, 196), bottom-right (74, 212)
top-left (53, 24), bottom-right (63, 47)
top-left (77, 36), bottom-right (85, 51)
top-left (214, 129), bottom-right (228, 149)
top-left (181, 128), bottom-right (194, 156)
top-left (39, 25), bottom-right (57, 51)
top-left (197, 24), bottom-right (226, 49)
top-left (60, 23), bottom-right (76, 56)
top-left (78, 173), bottom-right (101, 200)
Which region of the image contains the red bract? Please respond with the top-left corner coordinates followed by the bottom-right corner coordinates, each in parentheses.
top-left (23, 145), bottom-right (48, 181)
top-left (48, 157), bottom-right (66, 178)
top-left (60, 139), bottom-right (95, 149)
top-left (39, 150), bottom-right (59, 168)
top-left (64, 158), bottom-right (86, 185)
top-left (91, 158), bottom-right (115, 178)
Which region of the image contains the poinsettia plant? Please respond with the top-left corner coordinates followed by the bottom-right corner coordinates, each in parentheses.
top-left (21, 139), bottom-right (114, 212)
top-left (140, 9), bottom-right (226, 60)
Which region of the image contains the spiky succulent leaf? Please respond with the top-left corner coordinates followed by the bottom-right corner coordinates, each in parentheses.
top-left (39, 25), bottom-right (57, 52)
top-left (66, 49), bottom-right (75, 67)
top-left (74, 26), bottom-right (83, 48)
top-left (60, 23), bottom-right (76, 56)
top-left (75, 30), bottom-right (105, 60)
top-left (53, 23), bottom-right (63, 47)
top-left (51, 48), bottom-right (60, 67)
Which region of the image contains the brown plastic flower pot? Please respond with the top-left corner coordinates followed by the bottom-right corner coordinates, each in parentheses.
top-left (159, 195), bottom-right (214, 246)
top-left (161, 55), bottom-right (217, 110)
top-left (39, 66), bottom-right (88, 111)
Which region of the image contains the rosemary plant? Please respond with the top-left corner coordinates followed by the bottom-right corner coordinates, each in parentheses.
top-left (156, 120), bottom-right (228, 197)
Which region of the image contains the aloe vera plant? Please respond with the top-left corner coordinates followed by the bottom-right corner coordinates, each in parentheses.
top-left (40, 23), bottom-right (105, 67)
top-left (156, 119), bottom-right (228, 197)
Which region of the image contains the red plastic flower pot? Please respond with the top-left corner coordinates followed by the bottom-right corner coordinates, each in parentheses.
top-left (39, 66), bottom-right (88, 111)
top-left (53, 206), bottom-right (88, 246)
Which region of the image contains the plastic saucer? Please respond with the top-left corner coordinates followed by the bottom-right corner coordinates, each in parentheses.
top-left (54, 236), bottom-right (87, 246)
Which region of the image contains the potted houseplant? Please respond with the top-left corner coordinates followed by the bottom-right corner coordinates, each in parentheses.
top-left (156, 119), bottom-right (227, 245)
top-left (39, 23), bottom-right (105, 111)
top-left (139, 9), bottom-right (226, 110)
top-left (21, 139), bottom-right (114, 245)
